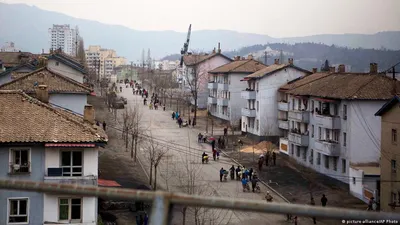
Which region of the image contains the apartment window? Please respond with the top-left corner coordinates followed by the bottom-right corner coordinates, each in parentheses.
top-left (55, 61), bottom-right (59, 66)
top-left (333, 130), bottom-right (339, 142)
top-left (333, 104), bottom-right (338, 116)
top-left (343, 105), bottom-right (347, 119)
top-left (256, 82), bottom-right (259, 92)
top-left (324, 155), bottom-right (329, 169)
top-left (309, 149), bottom-right (314, 165)
top-left (296, 146), bottom-right (300, 157)
top-left (317, 153), bottom-right (321, 165)
top-left (311, 125), bottom-right (314, 138)
top-left (8, 198), bottom-right (29, 223)
top-left (61, 151), bottom-right (83, 176)
top-left (256, 101), bottom-right (259, 112)
top-left (342, 159), bottom-right (346, 173)
top-left (343, 132), bottom-right (347, 146)
top-left (325, 128), bottom-right (330, 140)
top-left (291, 121), bottom-right (294, 130)
top-left (318, 127), bottom-right (322, 140)
top-left (291, 144), bottom-right (294, 155)
top-left (10, 149), bottom-right (30, 173)
top-left (59, 198), bottom-right (82, 222)
top-left (333, 157), bottom-right (337, 171)
top-left (392, 129), bottom-right (397, 144)
top-left (392, 160), bottom-right (397, 173)
top-left (292, 100), bottom-right (295, 110)
top-left (302, 149), bottom-right (307, 161)
top-left (256, 119), bottom-right (259, 131)
top-left (353, 177), bottom-right (356, 185)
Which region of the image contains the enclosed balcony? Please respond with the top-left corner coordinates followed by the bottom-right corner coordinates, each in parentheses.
top-left (217, 98), bottom-right (228, 106)
top-left (208, 96), bottom-right (217, 104)
top-left (278, 101), bottom-right (289, 111)
top-left (218, 83), bottom-right (229, 90)
top-left (44, 168), bottom-right (97, 186)
top-left (208, 82), bottom-right (217, 89)
top-left (278, 120), bottom-right (289, 130)
top-left (288, 110), bottom-right (310, 123)
top-left (314, 140), bottom-right (340, 156)
top-left (289, 132), bottom-right (309, 147)
top-left (241, 90), bottom-right (256, 100)
top-left (241, 108), bottom-right (256, 117)
top-left (314, 114), bottom-right (341, 129)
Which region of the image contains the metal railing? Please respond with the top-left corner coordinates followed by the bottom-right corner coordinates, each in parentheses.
top-left (1, 179), bottom-right (399, 225)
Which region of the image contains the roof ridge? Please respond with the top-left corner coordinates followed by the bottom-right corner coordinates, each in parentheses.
top-left (0, 90), bottom-right (104, 140)
top-left (46, 67), bottom-right (92, 92)
top-left (289, 73), bottom-right (331, 91)
top-left (229, 60), bottom-right (251, 72)
top-left (0, 67), bottom-right (46, 87)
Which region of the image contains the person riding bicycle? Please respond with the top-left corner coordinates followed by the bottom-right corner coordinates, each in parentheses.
top-left (241, 177), bottom-right (249, 191)
top-left (265, 191), bottom-right (273, 202)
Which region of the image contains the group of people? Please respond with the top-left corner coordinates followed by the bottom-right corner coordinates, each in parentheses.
top-left (257, 151), bottom-right (277, 171)
top-left (135, 213), bottom-right (149, 225)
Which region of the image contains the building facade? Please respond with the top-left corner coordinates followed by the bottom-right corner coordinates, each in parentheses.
top-left (1, 42), bottom-right (20, 52)
top-left (47, 53), bottom-right (87, 83)
top-left (0, 64), bottom-right (36, 85)
top-left (241, 59), bottom-right (310, 142)
top-left (375, 95), bottom-right (400, 212)
top-left (48, 24), bottom-right (80, 57)
top-left (85, 45), bottom-right (127, 79)
top-left (208, 56), bottom-right (266, 125)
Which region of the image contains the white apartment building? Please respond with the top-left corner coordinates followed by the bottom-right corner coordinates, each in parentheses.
top-left (241, 58), bottom-right (311, 142)
top-left (49, 24), bottom-right (80, 57)
top-left (208, 56), bottom-right (266, 125)
top-left (0, 42), bottom-right (19, 52)
top-left (85, 45), bottom-right (127, 78)
top-left (179, 47), bottom-right (232, 109)
top-left (281, 64), bottom-right (400, 203)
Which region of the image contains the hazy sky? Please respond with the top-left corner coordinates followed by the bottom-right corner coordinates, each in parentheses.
top-left (3, 0), bottom-right (400, 37)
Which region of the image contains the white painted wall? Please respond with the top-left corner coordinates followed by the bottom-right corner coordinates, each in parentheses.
top-left (49, 94), bottom-right (88, 115)
top-left (44, 148), bottom-right (98, 176)
top-left (243, 67), bottom-right (307, 136)
top-left (349, 167), bottom-right (364, 202)
top-left (43, 194), bottom-right (97, 224)
top-left (47, 59), bottom-right (84, 83)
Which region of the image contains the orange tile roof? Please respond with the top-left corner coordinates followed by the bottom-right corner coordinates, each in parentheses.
top-left (209, 59), bottom-right (267, 74)
top-left (0, 90), bottom-right (107, 143)
top-left (183, 53), bottom-right (232, 66)
top-left (0, 67), bottom-right (92, 94)
top-left (279, 72), bottom-right (331, 91)
top-left (245, 64), bottom-right (311, 79)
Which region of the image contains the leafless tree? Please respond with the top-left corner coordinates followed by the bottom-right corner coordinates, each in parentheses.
top-left (144, 132), bottom-right (169, 190)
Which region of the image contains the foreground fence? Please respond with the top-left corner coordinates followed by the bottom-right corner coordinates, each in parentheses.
top-left (1, 179), bottom-right (399, 225)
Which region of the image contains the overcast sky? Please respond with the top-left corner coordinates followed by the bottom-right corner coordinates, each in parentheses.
top-left (3, 0), bottom-right (400, 37)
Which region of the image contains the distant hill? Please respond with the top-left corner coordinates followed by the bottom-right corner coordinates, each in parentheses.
top-left (163, 43), bottom-right (400, 72)
top-left (1, 3), bottom-right (400, 61)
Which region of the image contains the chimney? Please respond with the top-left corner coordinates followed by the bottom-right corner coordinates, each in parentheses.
top-left (288, 58), bottom-right (294, 65)
top-left (218, 42), bottom-right (221, 53)
top-left (247, 54), bottom-right (253, 60)
top-left (370, 63), bottom-right (378, 74)
top-left (35, 85), bottom-right (49, 103)
top-left (329, 66), bottom-right (336, 73)
top-left (274, 59), bottom-right (279, 65)
top-left (84, 104), bottom-right (95, 124)
top-left (338, 64), bottom-right (346, 73)
top-left (312, 68), bottom-right (318, 73)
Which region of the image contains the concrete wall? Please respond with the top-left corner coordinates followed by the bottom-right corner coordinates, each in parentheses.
top-left (0, 146), bottom-right (45, 225)
top-left (49, 94), bottom-right (87, 115)
top-left (349, 167), bottom-right (364, 201)
top-left (380, 101), bottom-right (400, 212)
top-left (47, 59), bottom-right (84, 83)
top-left (43, 194), bottom-right (97, 224)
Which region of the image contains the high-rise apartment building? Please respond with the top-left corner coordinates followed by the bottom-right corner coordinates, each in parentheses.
top-left (85, 45), bottom-right (126, 79)
top-left (48, 24), bottom-right (80, 57)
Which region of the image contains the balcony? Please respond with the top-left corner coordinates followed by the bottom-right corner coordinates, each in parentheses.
top-left (314, 114), bottom-right (341, 129)
top-left (279, 137), bottom-right (289, 154)
top-left (278, 120), bottom-right (289, 130)
top-left (208, 82), bottom-right (217, 89)
top-left (208, 96), bottom-right (217, 104)
top-left (45, 168), bottom-right (97, 185)
top-left (241, 90), bottom-right (256, 100)
top-left (241, 108), bottom-right (256, 117)
top-left (314, 140), bottom-right (340, 156)
top-left (218, 83), bottom-right (229, 90)
top-left (9, 162), bottom-right (30, 175)
top-left (289, 132), bottom-right (309, 147)
top-left (217, 98), bottom-right (229, 106)
top-left (278, 101), bottom-right (289, 111)
top-left (288, 110), bottom-right (310, 123)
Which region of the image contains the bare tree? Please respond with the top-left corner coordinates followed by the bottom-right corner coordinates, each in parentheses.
top-left (144, 132), bottom-right (169, 190)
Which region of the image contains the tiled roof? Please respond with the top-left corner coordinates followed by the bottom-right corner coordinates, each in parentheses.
top-left (209, 59), bottom-right (267, 74)
top-left (47, 54), bottom-right (87, 74)
top-left (11, 72), bottom-right (31, 79)
top-left (183, 53), bottom-right (232, 66)
top-left (54, 52), bottom-right (83, 68)
top-left (0, 90), bottom-right (107, 143)
top-left (0, 67), bottom-right (92, 94)
top-left (279, 72), bottom-right (331, 91)
top-left (287, 73), bottom-right (400, 100)
top-left (0, 63), bottom-right (36, 78)
top-left (245, 64), bottom-right (311, 79)
top-left (0, 52), bottom-right (34, 67)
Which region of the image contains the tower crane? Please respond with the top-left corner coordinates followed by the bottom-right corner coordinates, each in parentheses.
top-left (180, 24), bottom-right (192, 66)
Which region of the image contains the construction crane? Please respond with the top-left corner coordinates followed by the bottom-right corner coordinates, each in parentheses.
top-left (180, 24), bottom-right (192, 66)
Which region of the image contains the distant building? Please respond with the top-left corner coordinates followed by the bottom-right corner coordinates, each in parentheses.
top-left (85, 45), bottom-right (127, 79)
top-left (48, 24), bottom-right (80, 57)
top-left (0, 42), bottom-right (19, 52)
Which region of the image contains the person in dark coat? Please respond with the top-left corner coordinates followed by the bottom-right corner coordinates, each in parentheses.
top-left (249, 168), bottom-right (253, 180)
top-left (265, 152), bottom-right (269, 166)
top-left (172, 112), bottom-right (175, 120)
top-left (310, 197), bottom-right (316, 224)
top-left (144, 213), bottom-right (149, 225)
top-left (211, 139), bottom-right (216, 150)
top-left (321, 194), bottom-right (327, 207)
top-left (224, 127), bottom-right (228, 136)
top-left (102, 121), bottom-right (107, 131)
top-left (235, 166), bottom-right (241, 180)
top-left (272, 152), bottom-right (276, 166)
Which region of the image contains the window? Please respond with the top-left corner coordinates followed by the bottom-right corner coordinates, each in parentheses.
top-left (59, 198), bottom-right (82, 222)
top-left (309, 149), bottom-right (314, 164)
top-left (8, 198), bottom-right (28, 223)
top-left (302, 149), bottom-right (307, 161)
top-left (353, 177), bottom-right (356, 185)
top-left (333, 104), bottom-right (338, 116)
top-left (61, 151), bottom-right (83, 176)
top-left (291, 144), bottom-right (294, 155)
top-left (256, 101), bottom-right (259, 112)
top-left (311, 125), bottom-right (314, 138)
top-left (256, 119), bottom-right (259, 131)
top-left (296, 146), bottom-right (300, 157)
top-left (317, 153), bottom-right (321, 165)
top-left (324, 155), bottom-right (329, 169)
top-left (342, 159), bottom-right (346, 173)
top-left (333, 130), bottom-right (339, 142)
top-left (318, 127), bottom-right (322, 140)
top-left (325, 128), bottom-right (330, 140)
top-left (10, 149), bottom-right (30, 173)
top-left (55, 61), bottom-right (59, 66)
top-left (392, 160), bottom-right (397, 173)
top-left (392, 129), bottom-right (397, 144)
top-left (333, 157), bottom-right (337, 171)
top-left (343, 132), bottom-right (347, 146)
top-left (343, 105), bottom-right (347, 119)
top-left (291, 121), bottom-right (294, 130)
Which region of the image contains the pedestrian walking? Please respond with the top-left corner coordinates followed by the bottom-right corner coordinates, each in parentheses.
top-left (172, 112), bottom-right (175, 120)
top-left (229, 165), bottom-right (235, 180)
top-left (220, 168), bottom-right (224, 182)
top-left (102, 121), bottom-right (107, 131)
top-left (188, 118), bottom-right (191, 126)
top-left (249, 168), bottom-right (253, 180)
top-left (224, 127), bottom-right (228, 136)
top-left (211, 139), bottom-right (216, 150)
top-left (139, 215), bottom-right (144, 225)
top-left (235, 166), bottom-right (241, 180)
top-left (310, 197), bottom-right (317, 224)
top-left (321, 194), bottom-right (327, 207)
top-left (163, 104), bottom-right (166, 111)
top-left (265, 152), bottom-right (269, 166)
top-left (272, 151), bottom-right (276, 166)
top-left (192, 117), bottom-right (196, 127)
top-left (144, 213), bottom-right (149, 225)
